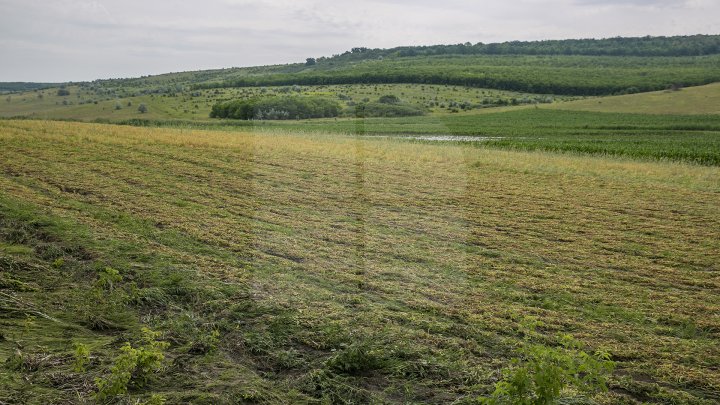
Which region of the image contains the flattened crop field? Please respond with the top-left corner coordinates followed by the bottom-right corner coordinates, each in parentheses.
top-left (1, 120), bottom-right (719, 403)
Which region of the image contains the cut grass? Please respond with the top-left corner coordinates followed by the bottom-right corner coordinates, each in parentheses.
top-left (1, 120), bottom-right (719, 403)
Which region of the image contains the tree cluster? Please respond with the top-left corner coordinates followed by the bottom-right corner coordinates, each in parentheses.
top-left (210, 96), bottom-right (341, 120)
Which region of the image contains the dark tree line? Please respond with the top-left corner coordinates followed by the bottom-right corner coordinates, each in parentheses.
top-left (0, 82), bottom-right (58, 93)
top-left (317, 35), bottom-right (720, 63)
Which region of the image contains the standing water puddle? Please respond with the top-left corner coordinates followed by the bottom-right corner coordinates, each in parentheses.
top-left (367, 135), bottom-right (507, 142)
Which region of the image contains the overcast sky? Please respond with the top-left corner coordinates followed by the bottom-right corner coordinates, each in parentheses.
top-left (1, 0), bottom-right (718, 82)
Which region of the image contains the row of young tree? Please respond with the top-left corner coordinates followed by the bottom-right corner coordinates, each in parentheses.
top-left (195, 54), bottom-right (720, 96)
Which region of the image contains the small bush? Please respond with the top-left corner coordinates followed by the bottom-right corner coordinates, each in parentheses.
top-left (481, 319), bottom-right (614, 404)
top-left (95, 328), bottom-right (169, 401)
top-left (188, 328), bottom-right (221, 355)
top-left (325, 343), bottom-right (385, 376)
top-left (96, 267), bottom-right (122, 291)
top-left (377, 94), bottom-right (400, 104)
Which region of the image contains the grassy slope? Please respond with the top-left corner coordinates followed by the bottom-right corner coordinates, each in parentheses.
top-left (0, 83), bottom-right (569, 121)
top-left (5, 79), bottom-right (720, 123)
top-left (1, 120), bottom-right (719, 403)
top-left (549, 82), bottom-right (720, 114)
top-left (0, 87), bottom-right (199, 121)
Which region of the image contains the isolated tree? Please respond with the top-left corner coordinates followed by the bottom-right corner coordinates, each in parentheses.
top-left (138, 103), bottom-right (148, 113)
top-left (57, 88), bottom-right (70, 96)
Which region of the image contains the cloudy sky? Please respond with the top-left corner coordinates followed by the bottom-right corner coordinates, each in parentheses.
top-left (1, 0), bottom-right (718, 82)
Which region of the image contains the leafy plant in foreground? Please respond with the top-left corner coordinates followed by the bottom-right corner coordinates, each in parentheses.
top-left (96, 266), bottom-right (122, 291)
top-left (481, 319), bottom-right (615, 404)
top-left (95, 328), bottom-right (169, 401)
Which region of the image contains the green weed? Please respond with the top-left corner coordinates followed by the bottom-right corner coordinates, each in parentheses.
top-left (95, 328), bottom-right (169, 401)
top-left (482, 320), bottom-right (615, 404)
top-left (72, 342), bottom-right (90, 373)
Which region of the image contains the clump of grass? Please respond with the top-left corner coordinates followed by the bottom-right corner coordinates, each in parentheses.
top-left (325, 342), bottom-right (386, 375)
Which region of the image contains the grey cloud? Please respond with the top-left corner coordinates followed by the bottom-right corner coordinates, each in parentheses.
top-left (573, 0), bottom-right (686, 7)
top-left (0, 0), bottom-right (718, 82)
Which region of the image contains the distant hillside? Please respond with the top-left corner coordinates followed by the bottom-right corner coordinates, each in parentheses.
top-left (5, 35), bottom-right (720, 98)
top-left (193, 54), bottom-right (720, 96)
top-left (0, 82), bottom-right (59, 94)
top-left (84, 36), bottom-right (720, 97)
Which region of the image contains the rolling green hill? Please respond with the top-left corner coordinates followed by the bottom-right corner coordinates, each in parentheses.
top-left (3, 35), bottom-right (720, 120)
top-left (548, 81), bottom-right (720, 114)
top-left (193, 54), bottom-right (720, 96)
top-left (5, 35), bottom-right (714, 97)
top-left (0, 83), bottom-right (571, 121)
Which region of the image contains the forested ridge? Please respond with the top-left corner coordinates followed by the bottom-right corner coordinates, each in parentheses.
top-left (188, 36), bottom-right (720, 96)
top-left (195, 54), bottom-right (720, 96)
top-left (318, 34), bottom-right (720, 62)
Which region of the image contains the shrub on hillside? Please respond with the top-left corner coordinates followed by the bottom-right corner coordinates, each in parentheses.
top-left (377, 94), bottom-right (400, 104)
